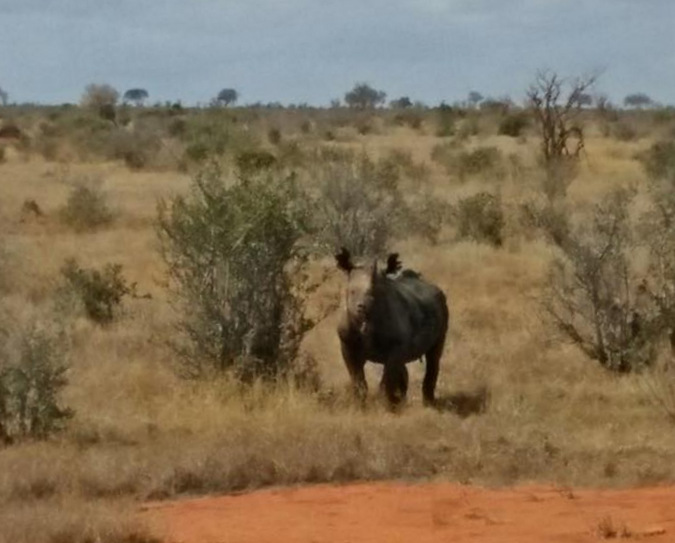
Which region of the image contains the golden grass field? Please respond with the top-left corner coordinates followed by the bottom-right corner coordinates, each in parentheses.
top-left (1, 108), bottom-right (675, 542)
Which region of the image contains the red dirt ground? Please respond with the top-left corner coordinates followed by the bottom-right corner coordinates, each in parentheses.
top-left (143, 482), bottom-right (675, 543)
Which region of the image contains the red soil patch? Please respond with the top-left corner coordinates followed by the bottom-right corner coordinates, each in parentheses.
top-left (143, 482), bottom-right (675, 543)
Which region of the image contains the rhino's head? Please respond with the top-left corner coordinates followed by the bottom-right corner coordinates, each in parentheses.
top-left (335, 248), bottom-right (378, 328)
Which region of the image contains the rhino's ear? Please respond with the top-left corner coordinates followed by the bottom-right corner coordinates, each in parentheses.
top-left (385, 253), bottom-right (401, 275)
top-left (335, 247), bottom-right (354, 273)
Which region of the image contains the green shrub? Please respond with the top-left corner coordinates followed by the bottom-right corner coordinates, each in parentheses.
top-left (157, 166), bottom-right (310, 379)
top-left (498, 113), bottom-right (529, 137)
top-left (59, 181), bottom-right (113, 231)
top-left (0, 322), bottom-right (72, 443)
top-left (435, 103), bottom-right (457, 137)
top-left (107, 129), bottom-right (160, 170)
top-left (456, 192), bottom-right (504, 247)
top-left (640, 141), bottom-right (675, 184)
top-left (267, 127), bottom-right (282, 145)
top-left (59, 259), bottom-right (134, 324)
top-left (235, 149), bottom-right (277, 175)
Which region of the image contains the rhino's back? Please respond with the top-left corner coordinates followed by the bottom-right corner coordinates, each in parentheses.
top-left (364, 274), bottom-right (448, 363)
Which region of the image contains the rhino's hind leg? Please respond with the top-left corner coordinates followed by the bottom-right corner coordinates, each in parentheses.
top-left (382, 363), bottom-right (409, 406)
top-left (423, 335), bottom-right (445, 407)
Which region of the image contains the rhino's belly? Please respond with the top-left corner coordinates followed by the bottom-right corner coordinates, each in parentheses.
top-left (364, 338), bottom-right (430, 364)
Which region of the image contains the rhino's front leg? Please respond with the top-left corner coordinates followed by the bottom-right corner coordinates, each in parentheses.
top-left (382, 362), bottom-right (409, 407)
top-left (339, 338), bottom-right (367, 403)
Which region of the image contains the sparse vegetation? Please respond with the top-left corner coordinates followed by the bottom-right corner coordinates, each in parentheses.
top-left (157, 165), bottom-right (309, 379)
top-left (527, 70), bottom-right (597, 200)
top-left (59, 180), bottom-right (114, 231)
top-left (0, 320), bottom-right (72, 443)
top-left (3, 87), bottom-right (675, 543)
top-left (59, 259), bottom-right (136, 325)
top-left (456, 192), bottom-right (504, 247)
top-left (498, 112), bottom-right (529, 137)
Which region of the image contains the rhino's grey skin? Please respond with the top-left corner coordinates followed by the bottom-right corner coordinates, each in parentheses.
top-left (335, 249), bottom-right (449, 406)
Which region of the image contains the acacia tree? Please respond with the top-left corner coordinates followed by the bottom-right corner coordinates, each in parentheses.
top-left (123, 88), bottom-right (149, 106)
top-left (624, 93), bottom-right (653, 109)
top-left (344, 83), bottom-right (386, 109)
top-left (467, 90), bottom-right (484, 108)
top-left (390, 96), bottom-right (412, 109)
top-left (216, 88), bottom-right (238, 107)
top-left (527, 70), bottom-right (598, 199)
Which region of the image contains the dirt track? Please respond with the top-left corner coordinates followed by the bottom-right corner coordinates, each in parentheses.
top-left (143, 482), bottom-right (675, 542)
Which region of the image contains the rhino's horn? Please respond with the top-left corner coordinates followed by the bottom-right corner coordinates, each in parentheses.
top-left (385, 253), bottom-right (402, 275)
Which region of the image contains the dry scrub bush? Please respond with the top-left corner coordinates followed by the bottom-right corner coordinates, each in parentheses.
top-left (498, 112), bottom-right (529, 137)
top-left (157, 165), bottom-right (310, 380)
top-left (528, 70), bottom-right (596, 201)
top-left (179, 112), bottom-right (258, 166)
top-left (311, 150), bottom-right (446, 254)
top-left (431, 143), bottom-right (505, 182)
top-left (456, 192), bottom-right (504, 247)
top-left (59, 179), bottom-right (113, 231)
top-left (640, 141), bottom-right (675, 183)
top-left (543, 191), bottom-right (657, 373)
top-left (59, 259), bottom-right (136, 325)
top-left (107, 127), bottom-right (162, 170)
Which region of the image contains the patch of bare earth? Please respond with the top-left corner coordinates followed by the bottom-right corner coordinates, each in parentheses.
top-left (143, 482), bottom-right (675, 543)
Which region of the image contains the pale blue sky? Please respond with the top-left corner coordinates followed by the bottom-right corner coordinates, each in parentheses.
top-left (1, 0), bottom-right (673, 106)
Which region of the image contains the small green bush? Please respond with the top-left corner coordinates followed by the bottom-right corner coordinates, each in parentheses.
top-left (59, 181), bottom-right (113, 231)
top-left (0, 322), bottom-right (72, 443)
top-left (456, 192), bottom-right (504, 247)
top-left (60, 259), bottom-right (134, 324)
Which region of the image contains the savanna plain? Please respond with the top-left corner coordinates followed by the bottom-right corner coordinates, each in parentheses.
top-left (2, 88), bottom-right (675, 542)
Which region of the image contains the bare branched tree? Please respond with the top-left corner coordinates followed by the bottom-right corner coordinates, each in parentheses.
top-left (543, 190), bottom-right (657, 372)
top-left (527, 70), bottom-right (599, 200)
